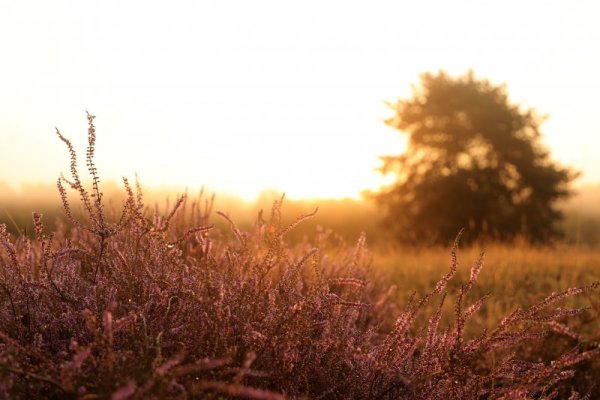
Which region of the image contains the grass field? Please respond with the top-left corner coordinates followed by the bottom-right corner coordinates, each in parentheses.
top-left (2, 191), bottom-right (600, 398)
top-left (371, 243), bottom-right (600, 337)
top-left (1, 118), bottom-right (600, 398)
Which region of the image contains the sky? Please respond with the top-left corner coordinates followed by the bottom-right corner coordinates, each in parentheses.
top-left (1, 0), bottom-right (600, 201)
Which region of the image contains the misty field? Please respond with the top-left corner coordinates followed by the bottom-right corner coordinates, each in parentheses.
top-left (0, 117), bottom-right (599, 399)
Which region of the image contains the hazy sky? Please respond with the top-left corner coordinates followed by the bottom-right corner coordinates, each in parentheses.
top-left (1, 0), bottom-right (599, 200)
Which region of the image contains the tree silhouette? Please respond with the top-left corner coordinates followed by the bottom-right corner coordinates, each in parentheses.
top-left (376, 71), bottom-right (577, 244)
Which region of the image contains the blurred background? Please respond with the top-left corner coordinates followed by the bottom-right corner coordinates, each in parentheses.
top-left (1, 0), bottom-right (600, 246)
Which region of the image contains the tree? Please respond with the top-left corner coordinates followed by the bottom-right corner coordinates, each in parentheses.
top-left (375, 71), bottom-right (577, 245)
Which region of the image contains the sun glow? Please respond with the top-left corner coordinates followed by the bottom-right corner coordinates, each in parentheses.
top-left (1, 1), bottom-right (600, 200)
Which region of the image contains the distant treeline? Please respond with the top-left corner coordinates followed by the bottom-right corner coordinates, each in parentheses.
top-left (1, 180), bottom-right (600, 247)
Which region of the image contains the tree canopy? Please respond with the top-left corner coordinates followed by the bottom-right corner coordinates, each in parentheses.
top-left (376, 71), bottom-right (577, 245)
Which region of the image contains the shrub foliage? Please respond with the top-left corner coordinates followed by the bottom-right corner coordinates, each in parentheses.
top-left (0, 115), bottom-right (598, 399)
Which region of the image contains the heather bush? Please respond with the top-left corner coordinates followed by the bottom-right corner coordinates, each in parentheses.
top-left (0, 115), bottom-right (598, 399)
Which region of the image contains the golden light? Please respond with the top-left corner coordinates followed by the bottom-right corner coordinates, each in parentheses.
top-left (1, 1), bottom-right (599, 200)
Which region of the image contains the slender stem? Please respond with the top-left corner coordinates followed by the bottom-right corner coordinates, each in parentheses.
top-left (94, 235), bottom-right (106, 282)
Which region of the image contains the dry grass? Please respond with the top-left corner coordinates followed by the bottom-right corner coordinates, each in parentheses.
top-left (373, 244), bottom-right (600, 331)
